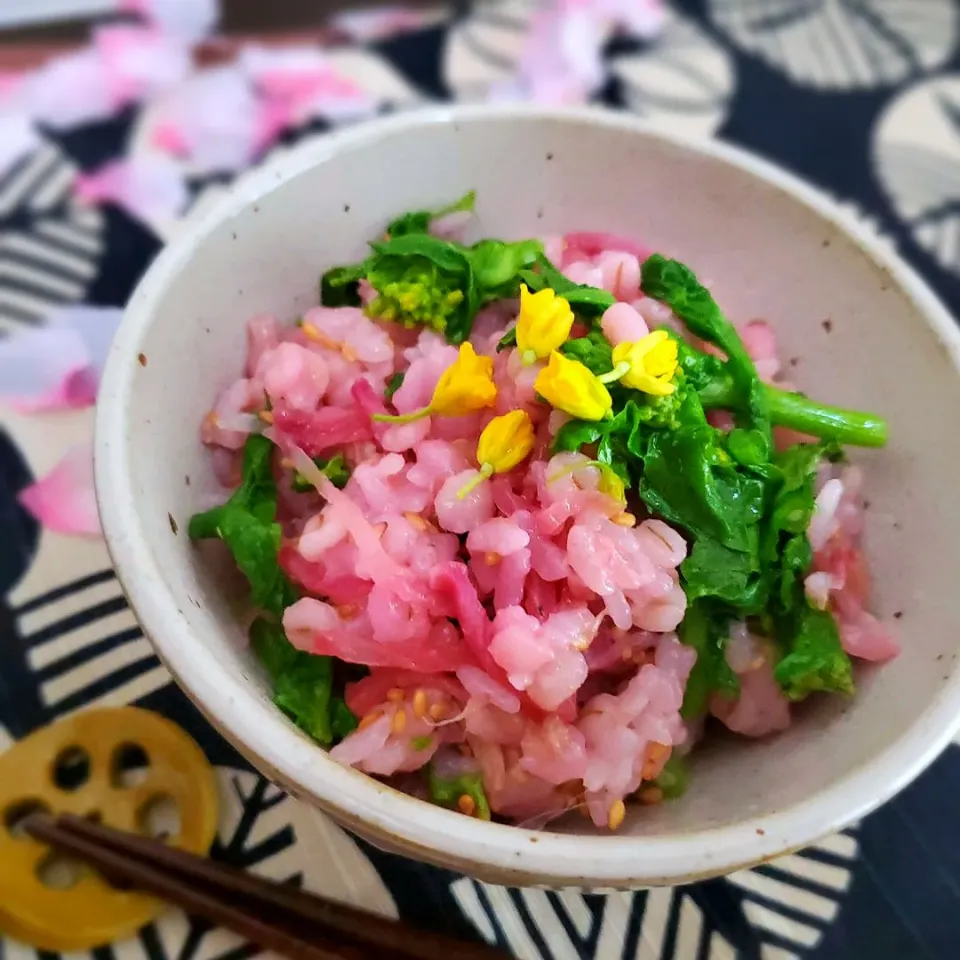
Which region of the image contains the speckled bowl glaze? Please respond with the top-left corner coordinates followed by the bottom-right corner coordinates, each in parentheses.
top-left (96, 106), bottom-right (960, 888)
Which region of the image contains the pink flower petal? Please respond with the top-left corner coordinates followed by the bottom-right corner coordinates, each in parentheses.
top-left (149, 66), bottom-right (264, 175)
top-left (94, 25), bottom-right (192, 107)
top-left (75, 154), bottom-right (188, 231)
top-left (0, 305), bottom-right (123, 413)
top-left (19, 443), bottom-right (100, 537)
top-left (6, 48), bottom-right (116, 130)
top-left (330, 7), bottom-right (440, 42)
top-left (0, 114), bottom-right (39, 181)
top-left (120, 0), bottom-right (219, 40)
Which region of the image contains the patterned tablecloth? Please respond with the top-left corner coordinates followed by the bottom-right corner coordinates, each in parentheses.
top-left (3, 2), bottom-right (960, 958)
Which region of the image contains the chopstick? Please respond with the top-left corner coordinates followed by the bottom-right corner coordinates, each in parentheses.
top-left (24, 814), bottom-right (508, 960)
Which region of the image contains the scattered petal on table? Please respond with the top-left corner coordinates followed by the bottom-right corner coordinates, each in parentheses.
top-left (120, 0), bottom-right (220, 41)
top-left (19, 442), bottom-right (100, 538)
top-left (239, 44), bottom-right (374, 126)
top-left (330, 5), bottom-right (448, 42)
top-left (148, 65), bottom-right (268, 175)
top-left (2, 48), bottom-right (117, 130)
top-left (0, 114), bottom-right (40, 181)
top-left (75, 154), bottom-right (189, 233)
top-left (94, 24), bottom-right (194, 106)
top-left (0, 306), bottom-right (123, 413)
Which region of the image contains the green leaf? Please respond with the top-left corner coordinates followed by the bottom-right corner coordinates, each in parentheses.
top-left (291, 453), bottom-right (351, 494)
top-left (679, 600), bottom-right (739, 719)
top-left (681, 536), bottom-right (763, 609)
top-left (642, 254), bottom-right (771, 444)
top-left (497, 326), bottom-right (517, 351)
top-left (331, 697), bottom-right (359, 741)
top-left (639, 425), bottom-right (765, 554)
top-left (320, 263), bottom-right (365, 307)
top-left (384, 371), bottom-right (405, 402)
top-left (774, 606), bottom-right (854, 700)
top-left (469, 238), bottom-right (543, 297)
top-left (520, 255), bottom-right (616, 316)
top-left (386, 190), bottom-right (476, 238)
top-left (189, 435), bottom-right (298, 617)
top-left (652, 755), bottom-right (688, 800)
top-left (427, 766), bottom-right (491, 821)
top-left (552, 418), bottom-right (607, 454)
top-left (250, 618), bottom-right (335, 744)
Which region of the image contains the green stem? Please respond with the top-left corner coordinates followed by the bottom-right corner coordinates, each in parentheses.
top-left (699, 380), bottom-right (887, 447)
top-left (597, 361), bottom-right (631, 385)
top-left (372, 406), bottom-right (432, 424)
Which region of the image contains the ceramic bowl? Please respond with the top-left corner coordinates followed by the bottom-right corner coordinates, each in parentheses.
top-left (96, 106), bottom-right (960, 887)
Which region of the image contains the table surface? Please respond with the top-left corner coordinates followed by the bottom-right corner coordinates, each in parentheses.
top-left (2, 3), bottom-right (960, 958)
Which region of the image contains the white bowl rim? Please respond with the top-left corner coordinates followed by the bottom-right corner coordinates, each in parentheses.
top-left (96, 104), bottom-right (960, 886)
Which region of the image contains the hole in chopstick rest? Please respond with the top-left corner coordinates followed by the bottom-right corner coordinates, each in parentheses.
top-left (4, 798), bottom-right (50, 839)
top-left (110, 743), bottom-right (151, 789)
top-left (36, 851), bottom-right (85, 890)
top-left (137, 794), bottom-right (181, 842)
top-left (52, 746), bottom-right (91, 792)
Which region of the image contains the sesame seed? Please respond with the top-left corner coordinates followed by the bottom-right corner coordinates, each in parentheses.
top-left (429, 702), bottom-right (448, 720)
top-left (639, 787), bottom-right (664, 805)
top-left (386, 688), bottom-right (405, 703)
top-left (412, 689), bottom-right (428, 718)
top-left (358, 709), bottom-right (382, 730)
top-left (614, 512), bottom-right (636, 527)
top-left (607, 800), bottom-right (626, 830)
top-left (458, 794), bottom-right (477, 816)
top-left (391, 710), bottom-right (407, 735)
top-left (336, 604), bottom-right (358, 620)
top-left (280, 457), bottom-right (294, 469)
top-left (259, 409), bottom-right (275, 424)
top-left (484, 552), bottom-right (502, 565)
top-left (404, 512), bottom-right (428, 532)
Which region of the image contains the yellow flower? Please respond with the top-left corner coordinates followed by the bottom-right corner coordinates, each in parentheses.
top-left (459, 410), bottom-right (535, 498)
top-left (611, 330), bottom-right (678, 397)
top-left (535, 351), bottom-right (613, 421)
top-left (374, 342), bottom-right (497, 423)
top-left (430, 341), bottom-right (497, 416)
top-left (516, 284), bottom-right (574, 365)
top-left (477, 410), bottom-right (535, 475)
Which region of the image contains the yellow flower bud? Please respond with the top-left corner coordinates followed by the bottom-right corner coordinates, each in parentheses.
top-left (516, 284), bottom-right (575, 365)
top-left (477, 410), bottom-right (535, 475)
top-left (611, 330), bottom-right (678, 397)
top-left (374, 342), bottom-right (497, 424)
top-left (430, 342), bottom-right (497, 416)
top-left (534, 351), bottom-right (613, 422)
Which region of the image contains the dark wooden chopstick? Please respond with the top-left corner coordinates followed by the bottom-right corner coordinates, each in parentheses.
top-left (25, 814), bottom-right (507, 960)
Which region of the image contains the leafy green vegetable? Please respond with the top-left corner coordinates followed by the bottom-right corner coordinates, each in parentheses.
top-left (679, 600), bottom-right (739, 719)
top-left (652, 755), bottom-right (688, 800)
top-left (774, 606), bottom-right (854, 699)
top-left (384, 371), bottom-right (405, 402)
top-left (320, 263), bottom-right (364, 308)
top-left (427, 765), bottom-right (491, 820)
top-left (640, 425), bottom-right (765, 554)
top-left (497, 326), bottom-right (517, 351)
top-left (698, 363), bottom-right (887, 447)
top-left (323, 228), bottom-right (542, 344)
top-left (386, 190), bottom-right (476, 238)
top-left (411, 735), bottom-right (434, 752)
top-left (331, 697), bottom-right (359, 740)
top-left (519, 254), bottom-right (616, 316)
top-left (681, 537), bottom-right (764, 609)
top-left (188, 435), bottom-right (297, 617)
top-left (642, 254), bottom-right (771, 446)
top-left (250, 618), bottom-right (336, 744)
top-left (291, 453), bottom-right (351, 493)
